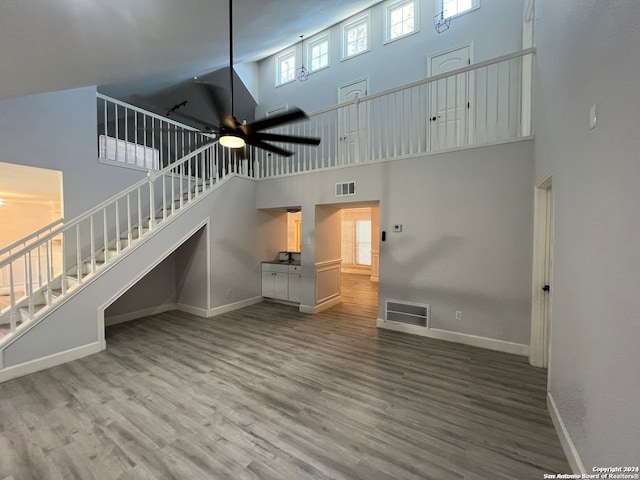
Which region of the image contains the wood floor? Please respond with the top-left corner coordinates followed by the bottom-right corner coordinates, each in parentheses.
top-left (0, 274), bottom-right (569, 479)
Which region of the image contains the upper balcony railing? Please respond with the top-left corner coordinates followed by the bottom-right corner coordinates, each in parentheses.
top-left (96, 93), bottom-right (214, 170)
top-left (253, 48), bottom-right (535, 179)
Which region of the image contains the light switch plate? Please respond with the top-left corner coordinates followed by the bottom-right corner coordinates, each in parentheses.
top-left (589, 104), bottom-right (597, 130)
top-left (393, 224), bottom-right (403, 232)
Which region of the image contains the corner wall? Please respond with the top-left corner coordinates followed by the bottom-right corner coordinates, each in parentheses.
top-left (534, 0), bottom-right (640, 470)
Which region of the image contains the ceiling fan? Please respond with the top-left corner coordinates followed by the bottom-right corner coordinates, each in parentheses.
top-left (192, 0), bottom-right (320, 157)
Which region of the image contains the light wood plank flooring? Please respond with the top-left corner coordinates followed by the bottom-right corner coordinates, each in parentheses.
top-left (0, 274), bottom-right (569, 479)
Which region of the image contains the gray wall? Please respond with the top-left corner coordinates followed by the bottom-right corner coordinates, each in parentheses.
top-left (104, 255), bottom-right (177, 321)
top-left (175, 227), bottom-right (209, 311)
top-left (257, 0), bottom-right (525, 116)
top-left (257, 140), bottom-right (534, 345)
top-left (0, 86), bottom-right (146, 220)
top-left (534, 0), bottom-right (640, 468)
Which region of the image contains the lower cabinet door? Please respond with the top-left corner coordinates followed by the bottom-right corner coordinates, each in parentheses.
top-left (288, 274), bottom-right (302, 303)
top-left (262, 271), bottom-right (275, 297)
top-left (273, 272), bottom-right (289, 300)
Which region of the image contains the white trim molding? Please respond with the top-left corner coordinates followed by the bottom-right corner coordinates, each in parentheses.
top-left (208, 296), bottom-right (263, 317)
top-left (377, 318), bottom-right (529, 356)
top-left (300, 295), bottom-right (341, 314)
top-left (0, 341), bottom-right (103, 384)
top-left (547, 392), bottom-right (586, 474)
top-left (105, 303), bottom-right (177, 326)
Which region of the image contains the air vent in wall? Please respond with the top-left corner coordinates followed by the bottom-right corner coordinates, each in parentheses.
top-left (335, 181), bottom-right (356, 197)
top-left (386, 300), bottom-right (430, 328)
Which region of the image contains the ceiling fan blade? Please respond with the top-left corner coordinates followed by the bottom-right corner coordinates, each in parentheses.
top-left (247, 108), bottom-right (308, 133)
top-left (247, 139), bottom-right (294, 157)
top-left (195, 81), bottom-right (235, 129)
top-left (253, 132), bottom-right (321, 146)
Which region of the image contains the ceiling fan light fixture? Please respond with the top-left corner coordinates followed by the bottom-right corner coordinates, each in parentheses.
top-left (219, 134), bottom-right (245, 149)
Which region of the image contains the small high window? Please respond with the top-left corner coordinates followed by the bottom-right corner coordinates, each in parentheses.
top-left (343, 14), bottom-right (370, 59)
top-left (439, 0), bottom-right (479, 19)
top-left (385, 0), bottom-right (418, 42)
top-left (276, 49), bottom-right (296, 86)
top-left (308, 35), bottom-right (330, 72)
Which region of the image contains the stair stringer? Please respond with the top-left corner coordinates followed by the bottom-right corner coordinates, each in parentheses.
top-left (0, 174), bottom-right (248, 381)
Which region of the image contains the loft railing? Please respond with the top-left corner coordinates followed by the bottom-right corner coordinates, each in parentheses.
top-left (96, 93), bottom-right (214, 170)
top-left (0, 141), bottom-right (249, 344)
top-left (253, 48), bottom-right (535, 178)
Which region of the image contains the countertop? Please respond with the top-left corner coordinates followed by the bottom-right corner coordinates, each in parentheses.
top-left (262, 261), bottom-right (301, 266)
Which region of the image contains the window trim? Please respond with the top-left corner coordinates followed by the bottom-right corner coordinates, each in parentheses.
top-left (384, 0), bottom-right (419, 44)
top-left (307, 33), bottom-right (330, 74)
top-left (341, 12), bottom-right (371, 61)
top-left (275, 48), bottom-right (296, 87)
top-left (437, 0), bottom-right (480, 20)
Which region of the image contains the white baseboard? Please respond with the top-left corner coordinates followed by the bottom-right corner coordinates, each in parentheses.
top-left (300, 294), bottom-right (342, 314)
top-left (104, 303), bottom-right (177, 326)
top-left (0, 341), bottom-right (103, 384)
top-left (376, 319), bottom-right (529, 356)
top-left (547, 392), bottom-right (585, 474)
top-left (176, 303), bottom-right (209, 318)
top-left (208, 296), bottom-right (263, 317)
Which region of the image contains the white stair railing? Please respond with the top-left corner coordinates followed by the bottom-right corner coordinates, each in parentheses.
top-left (254, 48), bottom-right (535, 178)
top-left (97, 93), bottom-right (214, 170)
top-left (0, 218), bottom-right (64, 262)
top-left (0, 141), bottom-right (248, 344)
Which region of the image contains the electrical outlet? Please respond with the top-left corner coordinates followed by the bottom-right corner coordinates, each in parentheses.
top-left (455, 311), bottom-right (462, 320)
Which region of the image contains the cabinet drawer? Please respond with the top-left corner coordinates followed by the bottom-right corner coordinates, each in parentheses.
top-left (288, 265), bottom-right (301, 273)
top-left (262, 263), bottom-right (289, 273)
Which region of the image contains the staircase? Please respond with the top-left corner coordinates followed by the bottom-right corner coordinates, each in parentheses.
top-left (0, 140), bottom-right (251, 368)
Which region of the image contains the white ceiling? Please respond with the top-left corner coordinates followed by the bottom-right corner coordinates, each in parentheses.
top-left (0, 0), bottom-right (381, 101)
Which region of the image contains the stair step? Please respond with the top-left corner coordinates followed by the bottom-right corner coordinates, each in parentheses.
top-left (96, 249), bottom-right (118, 262)
top-left (18, 303), bottom-right (47, 323)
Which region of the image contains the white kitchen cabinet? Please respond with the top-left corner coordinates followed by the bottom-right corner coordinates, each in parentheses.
top-left (288, 265), bottom-right (302, 303)
top-left (261, 263), bottom-right (290, 300)
top-left (261, 263), bottom-right (301, 303)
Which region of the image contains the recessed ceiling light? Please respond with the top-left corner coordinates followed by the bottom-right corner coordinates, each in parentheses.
top-left (0, 197), bottom-right (4, 206)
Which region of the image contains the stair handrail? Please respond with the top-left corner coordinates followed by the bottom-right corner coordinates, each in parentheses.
top-left (0, 218), bottom-right (64, 259)
top-left (0, 142), bottom-right (217, 270)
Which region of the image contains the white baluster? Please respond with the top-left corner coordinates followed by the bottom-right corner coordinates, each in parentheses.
top-left (148, 171), bottom-right (156, 230)
top-left (76, 225), bottom-right (82, 284)
top-left (126, 194), bottom-right (132, 245)
top-left (90, 216), bottom-right (96, 274)
top-left (115, 200), bottom-right (121, 254)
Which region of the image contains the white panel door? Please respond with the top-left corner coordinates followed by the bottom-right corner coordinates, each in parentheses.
top-left (428, 46), bottom-right (471, 150)
top-left (338, 79), bottom-right (368, 165)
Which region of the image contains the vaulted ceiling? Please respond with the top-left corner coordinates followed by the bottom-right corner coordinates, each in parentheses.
top-left (0, 0), bottom-right (381, 101)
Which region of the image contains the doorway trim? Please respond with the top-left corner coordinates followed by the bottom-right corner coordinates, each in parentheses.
top-left (530, 174), bottom-right (553, 368)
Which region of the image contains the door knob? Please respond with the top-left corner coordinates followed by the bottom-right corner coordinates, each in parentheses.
top-left (542, 285), bottom-right (550, 292)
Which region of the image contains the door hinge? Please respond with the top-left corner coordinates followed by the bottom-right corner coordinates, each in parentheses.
top-left (467, 102), bottom-right (470, 109)
top-left (542, 285), bottom-right (551, 292)
top-left (468, 58), bottom-right (471, 65)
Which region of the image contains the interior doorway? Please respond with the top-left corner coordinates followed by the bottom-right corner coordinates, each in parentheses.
top-left (338, 78), bottom-right (369, 165)
top-left (337, 202), bottom-right (380, 320)
top-left (428, 44), bottom-right (473, 150)
top-left (530, 175), bottom-right (553, 369)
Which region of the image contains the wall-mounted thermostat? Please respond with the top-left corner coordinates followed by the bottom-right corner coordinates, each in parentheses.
top-left (393, 224), bottom-right (403, 232)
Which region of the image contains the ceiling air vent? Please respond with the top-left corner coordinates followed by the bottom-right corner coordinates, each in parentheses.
top-left (335, 181), bottom-right (356, 197)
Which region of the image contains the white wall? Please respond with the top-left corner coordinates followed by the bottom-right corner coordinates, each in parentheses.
top-left (257, 139), bottom-right (534, 345)
top-left (0, 87), bottom-right (147, 220)
top-left (257, 0), bottom-right (525, 116)
top-left (534, 0), bottom-right (640, 469)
